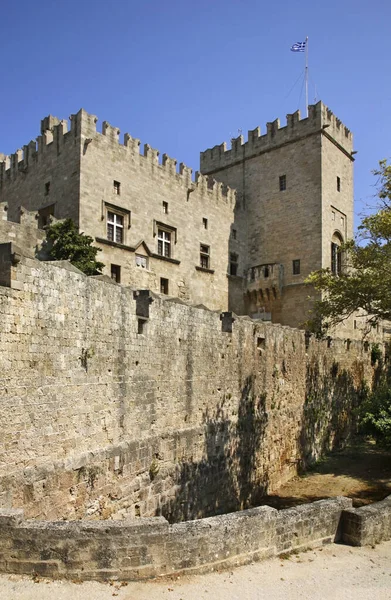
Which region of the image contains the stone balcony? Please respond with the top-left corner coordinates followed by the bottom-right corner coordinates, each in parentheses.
top-left (245, 263), bottom-right (284, 295)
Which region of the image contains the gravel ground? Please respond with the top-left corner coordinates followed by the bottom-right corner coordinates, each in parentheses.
top-left (1, 541), bottom-right (390, 600)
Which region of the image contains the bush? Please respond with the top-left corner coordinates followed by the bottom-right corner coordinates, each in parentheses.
top-left (359, 375), bottom-right (391, 446)
top-left (45, 219), bottom-right (104, 276)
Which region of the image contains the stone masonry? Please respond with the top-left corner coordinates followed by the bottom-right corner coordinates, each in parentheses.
top-left (201, 102), bottom-right (354, 329)
top-left (0, 111), bottom-right (236, 311)
top-left (0, 251), bottom-right (377, 523)
top-left (0, 101), bottom-right (359, 330)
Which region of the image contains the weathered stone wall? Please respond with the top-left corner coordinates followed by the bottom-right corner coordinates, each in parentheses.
top-left (0, 497), bottom-right (351, 581)
top-left (77, 110), bottom-right (236, 310)
top-left (0, 118), bottom-right (80, 224)
top-left (0, 254), bottom-right (375, 521)
top-left (200, 102), bottom-right (354, 329)
top-left (342, 495), bottom-right (391, 546)
top-left (0, 203), bottom-right (45, 257)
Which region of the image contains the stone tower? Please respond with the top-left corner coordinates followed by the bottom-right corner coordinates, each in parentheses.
top-left (200, 101), bottom-right (354, 328)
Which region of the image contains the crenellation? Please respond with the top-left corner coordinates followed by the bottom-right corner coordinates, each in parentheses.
top-left (52, 120), bottom-right (68, 150)
top-left (102, 120), bottom-right (120, 142)
top-left (40, 115), bottom-right (61, 135)
top-left (23, 140), bottom-right (37, 167)
top-left (266, 118), bottom-right (280, 137)
top-left (286, 110), bottom-right (300, 128)
top-left (231, 134), bottom-right (244, 154)
top-left (248, 126), bottom-right (261, 145)
top-left (162, 153), bottom-right (178, 174)
top-left (124, 132), bottom-right (141, 153)
top-left (179, 161), bottom-right (193, 185)
top-left (18, 206), bottom-right (39, 227)
top-left (194, 170), bottom-right (208, 191)
top-left (201, 101), bottom-right (353, 174)
top-left (143, 143), bottom-right (159, 163)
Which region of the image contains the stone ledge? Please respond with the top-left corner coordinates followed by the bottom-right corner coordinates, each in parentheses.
top-left (0, 497), bottom-right (352, 582)
top-left (342, 495), bottom-right (391, 546)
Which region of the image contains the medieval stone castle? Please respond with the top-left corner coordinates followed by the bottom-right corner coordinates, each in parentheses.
top-left (1, 103), bottom-right (390, 581)
top-left (0, 101), bottom-right (354, 331)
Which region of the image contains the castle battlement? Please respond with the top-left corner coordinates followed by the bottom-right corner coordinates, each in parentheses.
top-left (0, 117), bottom-right (73, 185)
top-left (200, 101), bottom-right (353, 174)
top-left (74, 109), bottom-right (237, 204)
top-left (0, 109), bottom-right (236, 207)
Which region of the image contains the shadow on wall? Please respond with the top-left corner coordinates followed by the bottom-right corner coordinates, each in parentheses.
top-left (161, 358), bottom-right (370, 524)
top-left (161, 376), bottom-right (268, 524)
top-left (300, 358), bottom-right (367, 468)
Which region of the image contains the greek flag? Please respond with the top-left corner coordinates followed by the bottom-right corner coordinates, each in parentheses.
top-left (291, 41), bottom-right (306, 52)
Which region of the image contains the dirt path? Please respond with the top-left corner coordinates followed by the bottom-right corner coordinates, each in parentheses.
top-left (1, 541), bottom-right (390, 600)
top-left (263, 439), bottom-right (391, 509)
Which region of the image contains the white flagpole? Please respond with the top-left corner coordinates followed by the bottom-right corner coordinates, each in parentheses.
top-left (305, 36), bottom-right (309, 117)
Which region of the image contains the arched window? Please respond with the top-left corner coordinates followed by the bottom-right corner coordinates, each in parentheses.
top-left (331, 231), bottom-right (344, 275)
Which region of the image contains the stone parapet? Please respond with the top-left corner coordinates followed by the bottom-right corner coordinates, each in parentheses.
top-left (342, 495), bottom-right (391, 546)
top-left (0, 497), bottom-right (352, 581)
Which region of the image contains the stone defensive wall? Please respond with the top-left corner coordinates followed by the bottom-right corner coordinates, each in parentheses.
top-left (0, 110), bottom-right (236, 208)
top-left (0, 203), bottom-right (45, 256)
top-left (200, 101), bottom-right (353, 175)
top-left (0, 497), bottom-right (352, 580)
top-left (0, 246), bottom-right (377, 525)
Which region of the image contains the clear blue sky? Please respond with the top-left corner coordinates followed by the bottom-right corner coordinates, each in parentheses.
top-left (1, 0), bottom-right (389, 227)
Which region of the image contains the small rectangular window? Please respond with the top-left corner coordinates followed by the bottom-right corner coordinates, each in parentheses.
top-left (279, 175), bottom-right (286, 191)
top-left (331, 211), bottom-right (335, 221)
top-left (203, 217), bottom-right (208, 229)
top-left (160, 278), bottom-right (169, 294)
top-left (293, 259), bottom-right (300, 275)
top-left (200, 244), bottom-right (210, 269)
top-left (114, 180), bottom-right (121, 195)
top-left (163, 201), bottom-right (168, 214)
top-left (337, 176), bottom-right (341, 192)
top-left (232, 229), bottom-right (237, 240)
top-left (230, 253), bottom-right (238, 276)
top-left (45, 182), bottom-right (50, 196)
top-left (111, 264), bottom-right (121, 283)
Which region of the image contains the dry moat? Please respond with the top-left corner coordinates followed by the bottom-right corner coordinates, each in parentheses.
top-left (262, 438), bottom-right (391, 510)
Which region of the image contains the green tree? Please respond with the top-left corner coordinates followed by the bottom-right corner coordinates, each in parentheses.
top-left (45, 219), bottom-right (104, 276)
top-left (306, 160), bottom-right (391, 332)
top-left (359, 371), bottom-right (391, 446)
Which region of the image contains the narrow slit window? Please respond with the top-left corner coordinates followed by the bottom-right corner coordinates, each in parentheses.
top-left (160, 278), bottom-right (169, 294)
top-left (113, 180), bottom-right (121, 195)
top-left (203, 217), bottom-right (208, 229)
top-left (337, 176), bottom-right (341, 192)
top-left (230, 253), bottom-right (238, 276)
top-left (292, 259), bottom-right (300, 275)
top-left (279, 175), bottom-right (286, 191)
top-left (163, 201), bottom-right (168, 214)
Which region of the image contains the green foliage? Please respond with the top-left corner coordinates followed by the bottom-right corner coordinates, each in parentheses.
top-left (45, 219), bottom-right (104, 276)
top-left (359, 374), bottom-right (391, 446)
top-left (371, 343), bottom-right (382, 366)
top-left (306, 160), bottom-right (391, 331)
